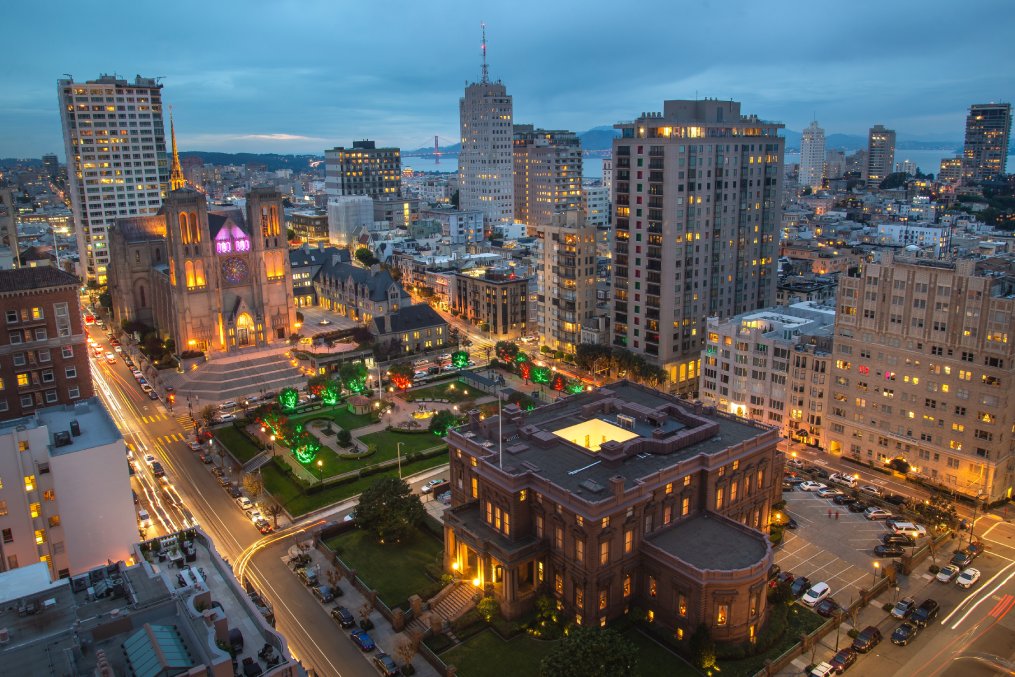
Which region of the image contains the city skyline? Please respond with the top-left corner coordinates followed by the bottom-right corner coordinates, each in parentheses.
top-left (2, 0), bottom-right (1014, 158)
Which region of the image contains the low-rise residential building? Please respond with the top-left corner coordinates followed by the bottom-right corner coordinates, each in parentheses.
top-left (0, 398), bottom-right (136, 578)
top-left (452, 268), bottom-right (529, 338)
top-left (700, 303), bottom-right (835, 447)
top-left (443, 381), bottom-right (779, 641)
top-left (776, 274), bottom-right (838, 306)
top-left (371, 303), bottom-right (450, 357)
top-left (1, 267), bottom-right (92, 419)
top-left (288, 208), bottom-right (329, 244)
top-left (315, 261), bottom-right (410, 324)
top-left (420, 208), bottom-right (484, 245)
top-left (875, 222), bottom-right (949, 256)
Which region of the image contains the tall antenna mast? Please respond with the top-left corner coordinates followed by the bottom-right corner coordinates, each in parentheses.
top-left (481, 22), bottom-right (489, 84)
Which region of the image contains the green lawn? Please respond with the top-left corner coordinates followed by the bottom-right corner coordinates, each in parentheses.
top-left (358, 430), bottom-right (444, 455)
top-left (261, 454), bottom-right (449, 516)
top-left (401, 380), bottom-right (477, 403)
top-left (624, 628), bottom-right (699, 677)
top-left (718, 604), bottom-right (825, 677)
top-left (290, 405), bottom-right (377, 432)
top-left (215, 426), bottom-right (263, 463)
top-left (324, 527), bottom-right (443, 609)
top-left (441, 629), bottom-right (558, 677)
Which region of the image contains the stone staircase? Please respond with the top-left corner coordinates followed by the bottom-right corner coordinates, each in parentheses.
top-left (406, 582), bottom-right (477, 637)
top-left (164, 348), bottom-right (304, 404)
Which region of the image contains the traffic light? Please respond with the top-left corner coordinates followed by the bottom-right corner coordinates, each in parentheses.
top-left (167, 393), bottom-right (176, 406)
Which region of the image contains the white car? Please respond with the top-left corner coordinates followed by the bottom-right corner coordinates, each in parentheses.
top-left (937, 564), bottom-right (961, 583)
top-left (801, 582), bottom-right (831, 607)
top-left (236, 497), bottom-right (254, 511)
top-left (956, 567), bottom-right (981, 588)
top-left (786, 458), bottom-right (805, 469)
top-left (144, 454), bottom-right (156, 466)
top-left (860, 485), bottom-right (883, 497)
top-left (809, 662), bottom-right (836, 677)
top-left (817, 487), bottom-right (843, 499)
top-left (864, 507), bottom-right (892, 520)
top-left (800, 481), bottom-right (827, 492)
top-left (421, 479), bottom-right (448, 494)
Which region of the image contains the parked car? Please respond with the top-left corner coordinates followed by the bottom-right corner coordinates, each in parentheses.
top-left (891, 597), bottom-right (917, 619)
top-left (846, 500), bottom-right (868, 513)
top-left (800, 481), bottom-right (827, 492)
top-left (786, 458), bottom-right (805, 469)
top-left (864, 507), bottom-right (892, 520)
top-left (784, 477), bottom-right (806, 486)
top-left (851, 626), bottom-right (882, 653)
top-left (373, 652), bottom-right (400, 677)
top-left (805, 465), bottom-right (830, 479)
top-left (882, 532), bottom-right (916, 547)
top-left (187, 441), bottom-right (203, 452)
top-left (217, 475), bottom-right (232, 487)
top-left (891, 622), bottom-right (919, 646)
top-left (140, 383), bottom-right (154, 393)
top-left (815, 597), bottom-right (840, 618)
top-left (828, 647), bottom-right (857, 674)
top-left (910, 599), bottom-right (940, 627)
top-left (817, 488), bottom-right (844, 499)
top-left (331, 605), bottom-right (356, 628)
top-left (255, 518), bottom-right (273, 534)
top-left (313, 585), bottom-right (336, 603)
top-left (956, 568), bottom-right (981, 589)
top-left (237, 497), bottom-right (254, 511)
top-left (829, 472), bottom-right (858, 489)
top-left (938, 564), bottom-right (962, 582)
top-left (809, 663), bottom-right (836, 677)
top-left (950, 550), bottom-right (974, 568)
top-left (297, 566), bottom-right (319, 587)
top-left (859, 485), bottom-right (883, 497)
top-left (874, 544), bottom-right (905, 557)
top-left (147, 390), bottom-right (159, 400)
top-left (832, 494), bottom-right (854, 505)
top-left (890, 521), bottom-right (927, 539)
top-left (144, 453), bottom-right (156, 466)
top-left (883, 493), bottom-right (909, 506)
top-left (790, 576), bottom-right (811, 597)
top-left (773, 571), bottom-right (796, 588)
top-left (421, 478), bottom-right (448, 494)
top-left (349, 629), bottom-right (375, 652)
top-left (228, 485), bottom-right (243, 498)
top-left (802, 582), bottom-right (832, 607)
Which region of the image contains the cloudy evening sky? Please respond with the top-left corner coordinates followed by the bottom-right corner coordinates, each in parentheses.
top-left (3, 0), bottom-right (1013, 158)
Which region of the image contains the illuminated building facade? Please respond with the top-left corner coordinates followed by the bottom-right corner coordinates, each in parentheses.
top-left (57, 75), bottom-right (169, 284)
top-left (962, 103), bottom-right (1012, 185)
top-left (825, 253), bottom-right (1015, 501)
top-left (451, 268), bottom-right (528, 338)
top-left (443, 381), bottom-right (779, 640)
top-left (865, 124), bottom-right (896, 188)
top-left (512, 125), bottom-right (582, 232)
top-left (324, 140), bottom-right (402, 198)
top-left (610, 99), bottom-right (785, 393)
top-left (533, 210), bottom-right (598, 354)
top-left (799, 121), bottom-right (825, 190)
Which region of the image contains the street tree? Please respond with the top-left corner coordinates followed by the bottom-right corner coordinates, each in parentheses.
top-left (495, 340), bottom-right (519, 362)
top-left (242, 473), bottom-right (264, 499)
top-left (264, 503), bottom-right (284, 529)
top-left (428, 410), bottom-right (460, 437)
top-left (355, 476), bottom-right (426, 543)
top-left (388, 361), bottom-right (415, 390)
top-left (538, 625), bottom-right (638, 677)
top-left (199, 404), bottom-right (217, 427)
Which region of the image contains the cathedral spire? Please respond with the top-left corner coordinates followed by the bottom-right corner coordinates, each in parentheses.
top-left (169, 108), bottom-right (186, 191)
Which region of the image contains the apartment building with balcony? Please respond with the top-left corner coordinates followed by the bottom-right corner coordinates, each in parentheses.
top-left (533, 210), bottom-right (598, 354)
top-left (443, 381), bottom-right (780, 642)
top-left (1, 267), bottom-right (92, 420)
top-left (825, 252), bottom-right (1015, 501)
top-left (700, 302), bottom-right (835, 447)
top-left (451, 268), bottom-right (529, 338)
top-left (611, 100), bottom-right (784, 394)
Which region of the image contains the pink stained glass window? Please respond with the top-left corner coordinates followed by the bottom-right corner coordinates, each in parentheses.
top-left (216, 240), bottom-right (232, 254)
top-left (235, 238), bottom-right (250, 252)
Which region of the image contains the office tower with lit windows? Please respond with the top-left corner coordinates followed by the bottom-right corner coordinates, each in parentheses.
top-left (57, 75), bottom-right (169, 284)
top-left (825, 252), bottom-right (1015, 502)
top-left (610, 99), bottom-right (784, 393)
top-left (513, 125), bottom-right (583, 232)
top-left (324, 140), bottom-right (402, 199)
top-left (458, 29), bottom-right (514, 228)
top-left (533, 210), bottom-right (598, 354)
top-left (962, 103), bottom-right (1012, 185)
top-left (799, 121), bottom-right (825, 190)
top-left (865, 124), bottom-right (896, 187)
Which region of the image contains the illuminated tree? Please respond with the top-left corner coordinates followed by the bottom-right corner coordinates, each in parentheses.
top-left (452, 350), bottom-right (469, 369)
top-left (495, 340), bottom-right (519, 362)
top-left (322, 380), bottom-right (341, 406)
top-left (260, 411), bottom-right (289, 437)
top-left (307, 374), bottom-right (327, 398)
top-left (531, 366), bottom-right (551, 384)
top-left (566, 379), bottom-right (585, 395)
top-left (519, 361), bottom-right (532, 382)
top-left (289, 424), bottom-right (320, 464)
top-left (388, 361), bottom-right (414, 390)
top-left (278, 387), bottom-right (299, 411)
top-left (339, 362), bottom-right (368, 393)
top-left (429, 410), bottom-right (461, 437)
top-left (515, 351), bottom-right (528, 363)
top-left (551, 373), bottom-right (567, 392)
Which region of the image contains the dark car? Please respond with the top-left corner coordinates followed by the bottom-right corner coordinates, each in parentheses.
top-left (313, 585), bottom-right (336, 603)
top-left (815, 597), bottom-right (840, 617)
top-left (228, 485), bottom-right (243, 498)
top-left (846, 501), bottom-right (868, 513)
top-left (147, 390), bottom-right (160, 400)
top-left (882, 533), bottom-right (916, 547)
top-left (791, 576), bottom-right (811, 597)
top-left (874, 544), bottom-right (905, 557)
top-left (891, 622), bottom-right (919, 646)
top-left (768, 564), bottom-right (782, 581)
top-left (851, 626), bottom-right (882, 653)
top-left (784, 477), bottom-right (806, 486)
top-left (331, 605), bottom-right (356, 628)
top-left (883, 493), bottom-right (909, 506)
top-left (828, 647), bottom-right (857, 674)
top-left (255, 518), bottom-right (274, 534)
top-left (832, 494), bottom-right (854, 505)
top-left (151, 461), bottom-right (165, 478)
top-left (297, 566), bottom-right (319, 587)
top-left (950, 550), bottom-right (975, 567)
top-left (910, 599), bottom-right (940, 627)
top-left (350, 629), bottom-right (375, 652)
top-left (372, 652), bottom-right (400, 677)
top-left (199, 453), bottom-right (214, 464)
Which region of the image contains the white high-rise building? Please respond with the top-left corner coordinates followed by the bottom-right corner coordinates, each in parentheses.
top-left (327, 196), bottom-right (375, 247)
top-left (458, 29), bottom-right (514, 229)
top-left (57, 75), bottom-right (169, 284)
top-left (799, 121), bottom-right (825, 190)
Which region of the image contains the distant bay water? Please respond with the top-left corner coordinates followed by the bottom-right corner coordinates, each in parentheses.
top-left (403, 152), bottom-right (1015, 179)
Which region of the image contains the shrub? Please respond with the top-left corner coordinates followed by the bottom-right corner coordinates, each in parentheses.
top-left (929, 564), bottom-right (940, 574)
top-left (882, 602), bottom-right (894, 612)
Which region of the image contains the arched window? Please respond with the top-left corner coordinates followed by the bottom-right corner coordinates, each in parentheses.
top-left (189, 211), bottom-right (201, 243)
top-left (179, 212), bottom-right (190, 244)
top-left (185, 260), bottom-right (195, 288)
top-left (194, 259), bottom-right (206, 287)
top-left (169, 258), bottom-right (176, 286)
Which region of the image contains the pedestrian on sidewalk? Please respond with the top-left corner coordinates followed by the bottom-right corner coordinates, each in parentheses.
top-left (828, 509), bottom-right (832, 518)
top-left (835, 511), bottom-right (840, 520)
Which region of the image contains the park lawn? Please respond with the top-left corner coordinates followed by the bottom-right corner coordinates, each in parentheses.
top-left (215, 425), bottom-right (262, 463)
top-left (623, 628), bottom-right (699, 677)
top-left (358, 429), bottom-right (445, 456)
top-left (289, 405), bottom-right (377, 432)
top-left (400, 380), bottom-right (476, 403)
top-left (441, 629), bottom-right (558, 677)
top-left (262, 454), bottom-right (449, 517)
top-left (325, 527), bottom-right (443, 609)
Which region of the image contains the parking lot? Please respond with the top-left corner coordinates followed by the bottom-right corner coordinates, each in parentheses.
top-left (776, 487), bottom-right (904, 608)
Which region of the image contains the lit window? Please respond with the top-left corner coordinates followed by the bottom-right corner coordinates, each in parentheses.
top-left (29, 503), bottom-right (40, 518)
top-left (649, 576), bottom-right (657, 598)
top-left (34, 529), bottom-right (45, 545)
top-left (24, 475), bottom-right (35, 492)
top-left (716, 604), bottom-right (729, 626)
top-left (17, 374), bottom-right (29, 387)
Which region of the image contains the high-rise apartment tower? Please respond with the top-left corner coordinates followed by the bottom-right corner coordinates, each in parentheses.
top-left (865, 124), bottom-right (896, 188)
top-left (324, 140), bottom-right (402, 199)
top-left (962, 103), bottom-right (1012, 185)
top-left (799, 121), bottom-right (825, 190)
top-left (513, 125), bottom-right (583, 232)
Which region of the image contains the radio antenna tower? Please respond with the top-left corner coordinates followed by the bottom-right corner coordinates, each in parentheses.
top-left (480, 22), bottom-right (489, 84)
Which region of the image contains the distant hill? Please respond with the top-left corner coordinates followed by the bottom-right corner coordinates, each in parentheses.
top-left (178, 151), bottom-right (320, 172)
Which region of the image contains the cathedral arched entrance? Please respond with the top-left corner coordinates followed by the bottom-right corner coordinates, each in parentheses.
top-left (236, 313), bottom-right (254, 347)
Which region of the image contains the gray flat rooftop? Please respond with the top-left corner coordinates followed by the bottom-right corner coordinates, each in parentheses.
top-left (648, 513), bottom-right (769, 570)
top-left (37, 397), bottom-right (122, 455)
top-left (459, 381), bottom-right (771, 500)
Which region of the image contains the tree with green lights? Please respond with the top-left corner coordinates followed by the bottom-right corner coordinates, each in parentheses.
top-left (288, 424), bottom-right (320, 464)
top-left (339, 362), bottom-right (368, 393)
top-left (539, 626), bottom-right (637, 677)
top-left (495, 340), bottom-right (519, 362)
top-left (278, 387), bottom-right (299, 411)
top-left (322, 379), bottom-right (342, 406)
top-left (451, 350), bottom-right (469, 369)
top-left (429, 410), bottom-right (461, 437)
top-left (354, 477), bottom-right (425, 543)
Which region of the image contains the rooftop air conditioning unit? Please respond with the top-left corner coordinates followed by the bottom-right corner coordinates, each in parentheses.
top-left (617, 414), bottom-right (635, 430)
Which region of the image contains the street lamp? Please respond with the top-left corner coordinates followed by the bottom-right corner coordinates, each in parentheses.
top-left (317, 459), bottom-right (323, 485)
top-left (872, 561), bottom-right (880, 586)
top-left (269, 435), bottom-right (276, 458)
top-left (969, 492), bottom-right (989, 547)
